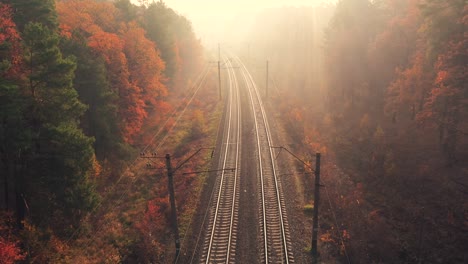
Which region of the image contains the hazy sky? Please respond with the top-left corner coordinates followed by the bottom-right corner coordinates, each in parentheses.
top-left (132, 0), bottom-right (336, 45)
top-left (159, 0), bottom-right (335, 16)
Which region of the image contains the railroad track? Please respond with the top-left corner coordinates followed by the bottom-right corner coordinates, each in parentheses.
top-left (235, 55), bottom-right (294, 264)
top-left (199, 53), bottom-right (293, 263)
top-left (201, 56), bottom-right (241, 263)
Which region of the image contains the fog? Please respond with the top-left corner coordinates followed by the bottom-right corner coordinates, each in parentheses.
top-left (132, 0), bottom-right (337, 47)
top-left (129, 0), bottom-right (337, 104)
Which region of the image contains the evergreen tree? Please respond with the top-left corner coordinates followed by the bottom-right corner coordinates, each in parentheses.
top-left (114, 0), bottom-right (138, 22)
top-left (143, 2), bottom-right (179, 81)
top-left (10, 0), bottom-right (58, 31)
top-left (60, 37), bottom-right (125, 160)
top-left (20, 22), bottom-right (99, 232)
top-left (0, 2), bottom-right (30, 224)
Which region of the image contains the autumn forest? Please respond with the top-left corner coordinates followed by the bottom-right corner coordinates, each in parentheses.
top-left (0, 0), bottom-right (467, 263)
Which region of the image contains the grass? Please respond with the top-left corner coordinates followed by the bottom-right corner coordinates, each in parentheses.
top-left (303, 246), bottom-right (312, 253)
top-left (303, 203), bottom-right (314, 215)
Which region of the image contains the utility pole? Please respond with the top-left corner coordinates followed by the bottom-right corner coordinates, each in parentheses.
top-left (218, 60), bottom-right (222, 100)
top-left (165, 154), bottom-right (180, 262)
top-left (269, 147), bottom-right (323, 261)
top-left (218, 43), bottom-right (220, 62)
top-left (141, 148), bottom-right (222, 262)
top-left (311, 153), bottom-right (321, 261)
top-left (266, 60), bottom-right (269, 98)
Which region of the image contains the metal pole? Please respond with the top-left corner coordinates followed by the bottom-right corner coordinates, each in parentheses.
top-left (165, 154), bottom-right (180, 262)
top-left (311, 153), bottom-right (321, 260)
top-left (218, 60), bottom-right (222, 100)
top-left (266, 60), bottom-right (269, 98)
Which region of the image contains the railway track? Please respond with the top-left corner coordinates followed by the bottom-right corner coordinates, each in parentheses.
top-left (201, 56), bottom-right (241, 263)
top-left (235, 55), bottom-right (294, 264)
top-left (199, 53), bottom-right (293, 263)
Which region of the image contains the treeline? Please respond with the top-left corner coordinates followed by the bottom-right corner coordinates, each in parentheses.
top-left (322, 1), bottom-right (467, 262)
top-left (249, 0), bottom-right (467, 262)
top-left (0, 0), bottom-right (202, 262)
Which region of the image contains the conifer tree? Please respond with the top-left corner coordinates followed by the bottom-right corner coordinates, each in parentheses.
top-left (21, 21), bottom-right (99, 231)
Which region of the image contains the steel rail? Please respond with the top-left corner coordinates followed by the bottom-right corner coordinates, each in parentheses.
top-left (235, 54), bottom-right (291, 264)
top-left (204, 55), bottom-right (241, 263)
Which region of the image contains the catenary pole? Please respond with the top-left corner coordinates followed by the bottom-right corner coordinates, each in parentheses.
top-left (166, 154), bottom-right (181, 262)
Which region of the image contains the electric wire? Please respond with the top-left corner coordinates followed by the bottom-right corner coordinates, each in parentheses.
top-left (63, 65), bottom-right (210, 251)
top-left (324, 185), bottom-right (351, 264)
top-left (187, 54), bottom-right (233, 263)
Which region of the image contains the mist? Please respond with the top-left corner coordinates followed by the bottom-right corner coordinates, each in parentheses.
top-left (1, 0), bottom-right (465, 263)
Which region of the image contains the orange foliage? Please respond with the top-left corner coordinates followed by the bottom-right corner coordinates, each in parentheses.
top-left (88, 31), bottom-right (124, 61)
top-left (122, 22), bottom-right (167, 106)
top-left (57, 0), bottom-right (167, 143)
top-left (56, 0), bottom-right (117, 34)
top-left (320, 232), bottom-right (335, 243)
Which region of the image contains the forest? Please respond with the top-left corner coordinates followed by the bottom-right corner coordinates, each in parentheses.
top-left (1, 0), bottom-right (467, 263)
top-left (0, 0), bottom-right (211, 262)
top-left (247, 0), bottom-right (467, 262)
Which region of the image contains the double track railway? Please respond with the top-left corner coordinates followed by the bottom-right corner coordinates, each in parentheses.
top-left (200, 54), bottom-right (293, 263)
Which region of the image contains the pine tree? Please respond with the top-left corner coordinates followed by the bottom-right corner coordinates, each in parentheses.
top-left (19, 22), bottom-right (99, 232)
top-left (60, 37), bottom-right (126, 160)
top-left (10, 0), bottom-right (58, 31)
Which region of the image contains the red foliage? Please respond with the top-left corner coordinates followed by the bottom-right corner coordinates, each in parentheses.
top-left (135, 197), bottom-right (169, 262)
top-left (0, 241), bottom-right (24, 264)
top-left (0, 214), bottom-right (25, 264)
top-left (57, 0), bottom-right (168, 143)
top-left (0, 3), bottom-right (22, 78)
